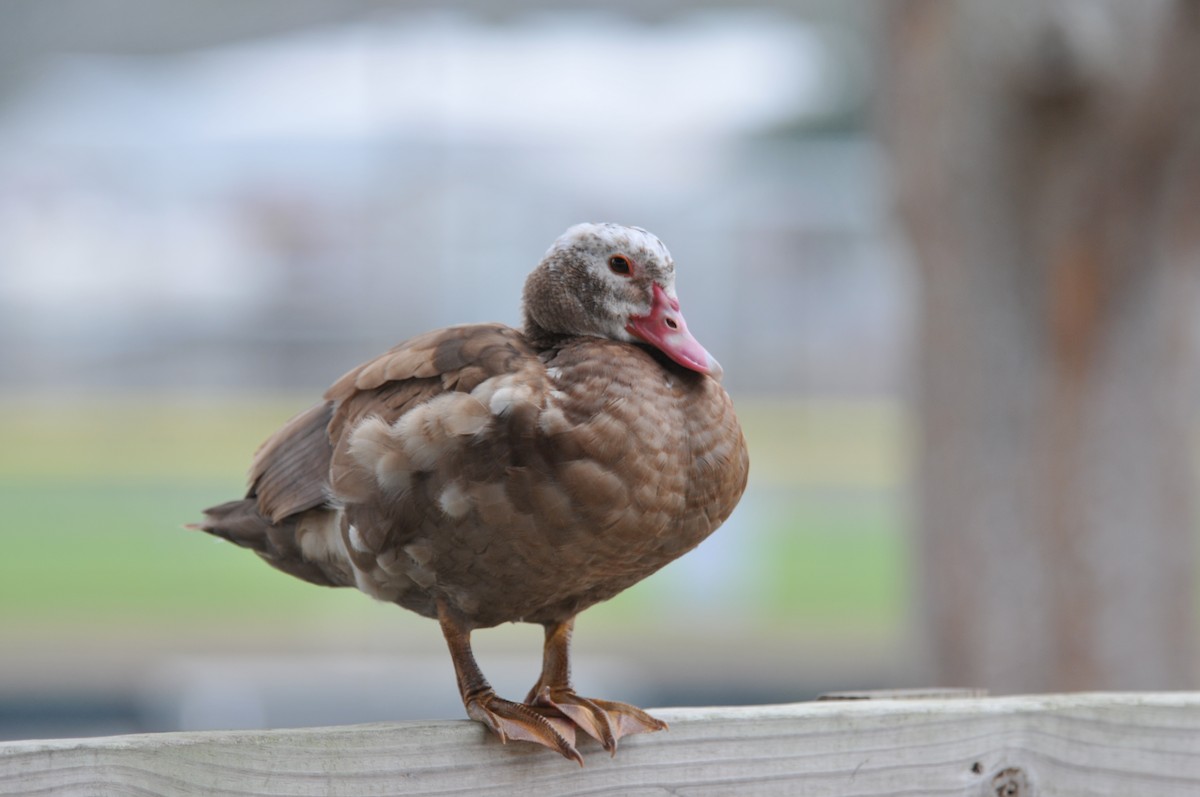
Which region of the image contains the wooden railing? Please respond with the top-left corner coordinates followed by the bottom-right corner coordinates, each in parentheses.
top-left (2, 692), bottom-right (1199, 795)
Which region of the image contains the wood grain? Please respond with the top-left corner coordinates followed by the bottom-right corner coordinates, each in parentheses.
top-left (3, 693), bottom-right (1200, 796)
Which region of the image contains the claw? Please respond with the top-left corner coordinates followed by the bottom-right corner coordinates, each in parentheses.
top-left (529, 685), bottom-right (668, 755)
top-left (467, 691), bottom-right (584, 765)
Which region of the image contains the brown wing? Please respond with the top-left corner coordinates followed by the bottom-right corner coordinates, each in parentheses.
top-left (324, 323), bottom-right (536, 448)
top-left (197, 323), bottom-right (538, 586)
top-left (246, 323), bottom-right (535, 525)
top-left (248, 402), bottom-right (335, 523)
top-left (196, 400), bottom-right (341, 586)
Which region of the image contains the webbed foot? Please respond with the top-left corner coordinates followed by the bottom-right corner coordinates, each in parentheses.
top-left (466, 689), bottom-right (583, 765)
top-left (527, 684), bottom-right (668, 755)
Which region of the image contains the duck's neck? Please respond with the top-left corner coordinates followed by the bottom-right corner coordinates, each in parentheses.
top-left (521, 314), bottom-right (570, 352)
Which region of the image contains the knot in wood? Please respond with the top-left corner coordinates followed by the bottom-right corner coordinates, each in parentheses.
top-left (988, 766), bottom-right (1031, 797)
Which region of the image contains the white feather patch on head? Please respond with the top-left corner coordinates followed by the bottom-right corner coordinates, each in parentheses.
top-left (547, 222), bottom-right (674, 269)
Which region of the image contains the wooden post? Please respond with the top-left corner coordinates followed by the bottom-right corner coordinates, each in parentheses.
top-left (3, 693), bottom-right (1200, 795)
top-left (881, 0), bottom-right (1200, 693)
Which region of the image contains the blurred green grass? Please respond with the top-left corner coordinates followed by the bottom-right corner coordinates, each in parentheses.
top-left (0, 395), bottom-right (908, 637)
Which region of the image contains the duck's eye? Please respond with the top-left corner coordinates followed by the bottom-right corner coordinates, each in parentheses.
top-left (608, 255), bottom-right (632, 276)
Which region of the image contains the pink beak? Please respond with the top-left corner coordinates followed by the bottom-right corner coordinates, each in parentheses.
top-left (626, 283), bottom-right (722, 379)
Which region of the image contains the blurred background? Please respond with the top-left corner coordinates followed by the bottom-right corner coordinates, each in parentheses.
top-left (1, 0), bottom-right (1197, 742)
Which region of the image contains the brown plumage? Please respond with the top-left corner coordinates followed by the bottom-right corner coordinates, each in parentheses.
top-left (194, 223), bottom-right (749, 763)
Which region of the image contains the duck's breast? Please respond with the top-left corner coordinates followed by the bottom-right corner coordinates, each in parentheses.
top-left (333, 335), bottom-right (748, 626)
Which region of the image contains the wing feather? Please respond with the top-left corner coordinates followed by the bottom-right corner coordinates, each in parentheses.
top-left (325, 324), bottom-right (533, 441)
top-left (249, 402), bottom-right (335, 523)
top-left (242, 323), bottom-right (537, 530)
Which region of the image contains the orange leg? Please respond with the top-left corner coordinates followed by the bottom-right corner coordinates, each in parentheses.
top-left (525, 616), bottom-right (668, 755)
top-left (436, 601), bottom-right (582, 764)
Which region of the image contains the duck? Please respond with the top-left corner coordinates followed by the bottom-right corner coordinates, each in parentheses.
top-left (193, 222), bottom-right (749, 764)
